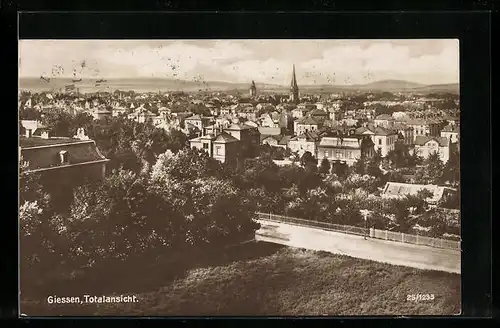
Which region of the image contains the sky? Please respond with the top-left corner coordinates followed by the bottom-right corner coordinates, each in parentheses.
top-left (18, 39), bottom-right (459, 86)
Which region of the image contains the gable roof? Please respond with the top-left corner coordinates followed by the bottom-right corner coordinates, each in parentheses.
top-left (382, 181), bottom-right (457, 203)
top-left (375, 114), bottom-right (394, 121)
top-left (414, 136), bottom-right (449, 147)
top-left (278, 135), bottom-right (292, 145)
top-left (296, 116), bottom-right (320, 125)
top-left (213, 132), bottom-right (239, 144)
top-left (226, 123), bottom-right (255, 131)
top-left (310, 109), bottom-right (328, 116)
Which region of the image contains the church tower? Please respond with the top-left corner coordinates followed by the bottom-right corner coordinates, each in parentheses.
top-left (250, 80), bottom-right (257, 97)
top-left (290, 64), bottom-right (299, 104)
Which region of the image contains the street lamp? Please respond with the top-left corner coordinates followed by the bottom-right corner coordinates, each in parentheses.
top-left (360, 209), bottom-right (370, 240)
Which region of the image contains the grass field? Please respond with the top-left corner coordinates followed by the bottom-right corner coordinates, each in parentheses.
top-left (21, 241), bottom-right (460, 316)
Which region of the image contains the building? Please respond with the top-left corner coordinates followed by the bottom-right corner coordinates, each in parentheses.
top-left (414, 136), bottom-right (450, 163)
top-left (294, 116), bottom-right (321, 136)
top-left (408, 119), bottom-right (442, 140)
top-left (392, 123), bottom-right (415, 146)
top-left (288, 131), bottom-right (320, 157)
top-left (184, 114), bottom-right (212, 132)
top-left (224, 123), bottom-right (260, 156)
top-left (92, 106), bottom-right (113, 120)
top-left (19, 128), bottom-right (109, 190)
top-left (374, 114), bottom-right (395, 128)
top-left (309, 109), bottom-right (329, 123)
top-left (440, 124), bottom-right (460, 144)
top-left (189, 132), bottom-right (241, 164)
top-left (316, 135), bottom-right (375, 166)
top-left (381, 181), bottom-right (457, 205)
top-left (289, 64), bottom-right (299, 104)
top-left (250, 80), bottom-right (257, 97)
top-left (355, 125), bottom-right (398, 157)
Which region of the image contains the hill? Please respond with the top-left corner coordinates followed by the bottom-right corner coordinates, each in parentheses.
top-left (19, 77), bottom-right (459, 94)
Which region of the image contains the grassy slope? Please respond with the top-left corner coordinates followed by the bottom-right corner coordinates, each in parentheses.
top-left (22, 242), bottom-right (460, 316)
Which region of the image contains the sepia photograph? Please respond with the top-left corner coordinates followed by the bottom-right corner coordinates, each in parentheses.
top-left (18, 39), bottom-right (461, 316)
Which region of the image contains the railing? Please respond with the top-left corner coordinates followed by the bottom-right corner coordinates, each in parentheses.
top-left (255, 212), bottom-right (461, 251)
top-left (256, 212), bottom-right (369, 237)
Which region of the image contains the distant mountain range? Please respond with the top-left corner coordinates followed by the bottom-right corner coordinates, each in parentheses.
top-left (19, 77), bottom-right (459, 94)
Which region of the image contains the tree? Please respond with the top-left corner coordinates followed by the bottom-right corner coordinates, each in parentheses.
top-left (319, 158), bottom-right (331, 175)
top-left (440, 145), bottom-right (460, 186)
top-left (353, 158), bottom-right (365, 175)
top-left (414, 152), bottom-right (445, 184)
top-left (300, 151), bottom-right (318, 173)
top-left (40, 108), bottom-right (74, 137)
top-left (150, 148), bottom-right (223, 183)
top-left (389, 198), bottom-right (413, 233)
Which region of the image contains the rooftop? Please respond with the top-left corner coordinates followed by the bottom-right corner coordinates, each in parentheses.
top-left (214, 132), bottom-right (239, 143)
top-left (19, 136), bottom-right (92, 148)
top-left (414, 136), bottom-right (449, 147)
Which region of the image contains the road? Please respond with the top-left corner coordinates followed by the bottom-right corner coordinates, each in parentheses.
top-left (255, 219), bottom-right (461, 274)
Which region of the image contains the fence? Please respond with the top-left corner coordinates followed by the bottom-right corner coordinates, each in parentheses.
top-left (256, 212), bottom-right (369, 237)
top-left (256, 212), bottom-right (461, 251)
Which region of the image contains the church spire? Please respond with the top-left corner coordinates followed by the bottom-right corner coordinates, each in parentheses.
top-left (250, 80), bottom-right (257, 96)
top-left (290, 64), bottom-right (298, 90)
top-left (290, 64), bottom-right (299, 103)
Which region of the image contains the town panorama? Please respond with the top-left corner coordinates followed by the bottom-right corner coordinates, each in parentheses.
top-left (19, 39), bottom-right (460, 316)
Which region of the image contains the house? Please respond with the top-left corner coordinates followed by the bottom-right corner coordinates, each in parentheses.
top-left (316, 135), bottom-right (375, 166)
top-left (258, 126), bottom-right (282, 137)
top-left (414, 136), bottom-right (450, 163)
top-left (355, 125), bottom-right (398, 157)
top-left (189, 132), bottom-right (241, 164)
top-left (92, 106), bottom-right (113, 120)
top-left (407, 119), bottom-right (442, 140)
top-left (374, 114), bottom-right (395, 127)
top-left (443, 115), bottom-right (460, 126)
top-left (381, 182), bottom-right (457, 205)
top-left (184, 115), bottom-right (212, 132)
top-left (392, 123), bottom-right (415, 146)
top-left (19, 128), bottom-right (109, 188)
top-left (112, 108), bottom-right (127, 117)
top-left (224, 123), bottom-right (261, 158)
top-left (291, 107), bottom-right (310, 119)
top-left (294, 116), bottom-right (320, 136)
top-left (261, 135), bottom-right (283, 148)
top-left (260, 113), bottom-right (280, 128)
top-left (327, 108), bottom-right (337, 121)
top-left (440, 124), bottom-right (460, 143)
top-left (288, 131), bottom-right (320, 157)
top-left (309, 109), bottom-right (329, 122)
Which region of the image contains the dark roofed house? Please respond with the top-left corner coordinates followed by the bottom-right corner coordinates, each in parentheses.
top-left (19, 128), bottom-right (110, 208)
top-left (317, 135), bottom-right (375, 166)
top-left (294, 116), bottom-right (320, 136)
top-left (414, 136), bottom-right (451, 163)
top-left (381, 182), bottom-right (457, 205)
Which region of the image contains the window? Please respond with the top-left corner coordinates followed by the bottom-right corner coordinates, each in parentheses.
top-left (347, 151), bottom-right (353, 159)
top-left (378, 139), bottom-right (382, 145)
top-left (215, 146), bottom-right (222, 156)
top-left (59, 150), bottom-right (69, 164)
top-left (203, 143), bottom-right (209, 149)
top-left (324, 151), bottom-right (328, 158)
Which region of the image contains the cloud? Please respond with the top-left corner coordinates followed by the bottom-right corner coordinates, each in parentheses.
top-left (299, 40), bottom-right (459, 85)
top-left (19, 39), bottom-right (459, 85)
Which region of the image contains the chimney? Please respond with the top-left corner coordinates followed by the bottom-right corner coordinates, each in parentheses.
top-left (25, 129), bottom-right (32, 138)
top-left (41, 131), bottom-right (50, 139)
